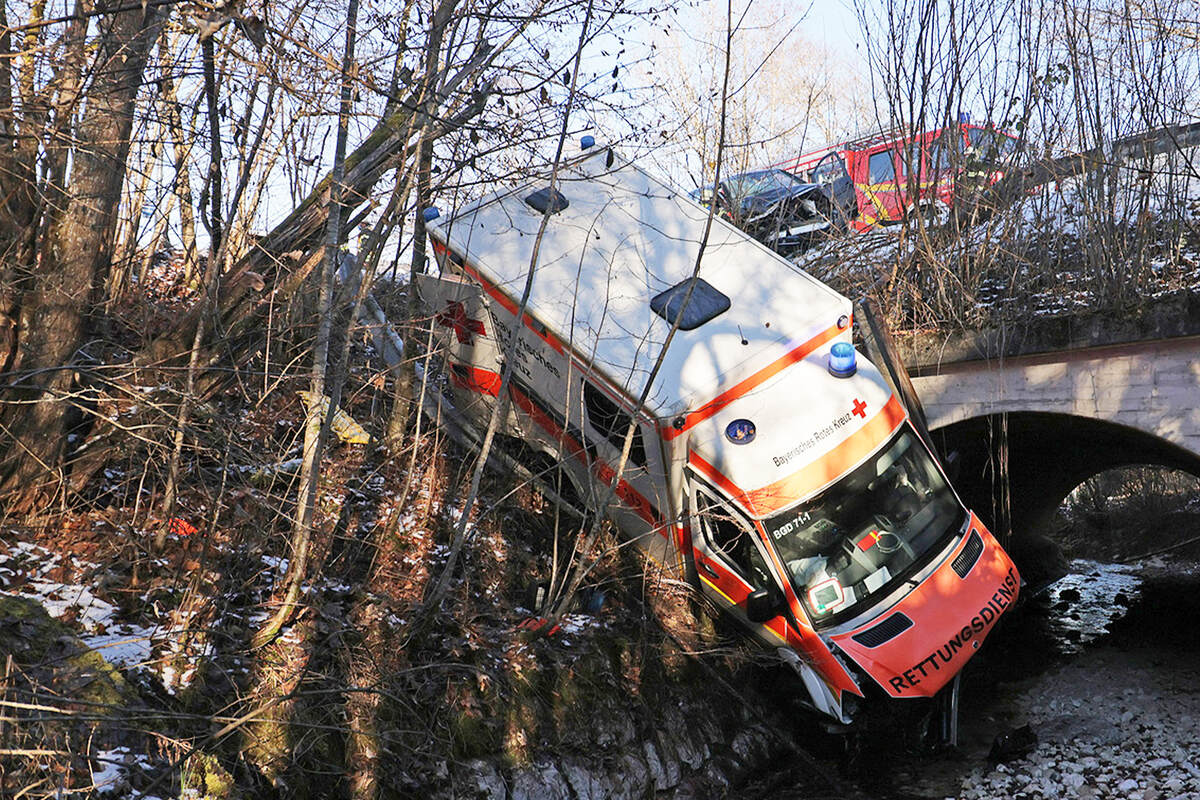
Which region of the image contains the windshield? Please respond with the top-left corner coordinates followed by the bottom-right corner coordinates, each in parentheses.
top-left (762, 427), bottom-right (964, 627)
top-left (966, 128), bottom-right (1017, 159)
top-left (722, 169), bottom-right (804, 199)
top-left (811, 154), bottom-right (847, 184)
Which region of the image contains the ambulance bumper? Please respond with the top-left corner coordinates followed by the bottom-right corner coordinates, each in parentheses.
top-left (829, 517), bottom-right (1019, 698)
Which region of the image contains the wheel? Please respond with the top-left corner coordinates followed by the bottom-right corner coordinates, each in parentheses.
top-left (523, 448), bottom-right (587, 513)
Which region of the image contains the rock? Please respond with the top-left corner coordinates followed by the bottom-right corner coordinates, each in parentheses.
top-left (989, 724), bottom-right (1039, 763)
top-left (0, 595), bottom-right (132, 710)
top-left (730, 726), bottom-right (769, 766)
top-left (1118, 778), bottom-right (1140, 793)
top-left (648, 738), bottom-right (676, 786)
top-left (1062, 773), bottom-right (1086, 789)
top-left (510, 760), bottom-right (570, 800)
top-left (613, 752), bottom-right (649, 798)
top-left (671, 729), bottom-right (709, 771)
top-left (181, 752), bottom-right (240, 800)
top-left (643, 741), bottom-right (672, 790)
top-left (561, 758), bottom-right (605, 800)
top-left (457, 760), bottom-right (506, 799)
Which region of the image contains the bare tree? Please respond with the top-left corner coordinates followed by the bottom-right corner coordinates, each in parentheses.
top-left (648, 0), bottom-right (866, 189)
top-left (0, 0), bottom-right (165, 512)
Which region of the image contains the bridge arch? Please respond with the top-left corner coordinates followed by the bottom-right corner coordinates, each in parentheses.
top-left (928, 411), bottom-right (1200, 546)
top-left (894, 297), bottom-right (1200, 572)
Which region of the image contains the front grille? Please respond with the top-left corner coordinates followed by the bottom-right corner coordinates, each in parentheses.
top-left (952, 530), bottom-right (984, 578)
top-left (851, 612), bottom-right (913, 648)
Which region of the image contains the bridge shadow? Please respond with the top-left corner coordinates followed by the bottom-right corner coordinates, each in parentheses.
top-left (930, 411), bottom-right (1200, 582)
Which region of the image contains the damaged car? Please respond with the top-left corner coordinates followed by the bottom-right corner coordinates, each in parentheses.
top-left (713, 168), bottom-right (837, 254)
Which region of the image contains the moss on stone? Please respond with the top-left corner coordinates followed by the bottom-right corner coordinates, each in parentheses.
top-left (450, 708), bottom-right (501, 760)
top-left (0, 595), bottom-right (131, 709)
top-left (181, 751), bottom-right (240, 800)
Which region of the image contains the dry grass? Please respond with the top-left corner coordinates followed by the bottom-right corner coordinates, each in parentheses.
top-left (805, 169), bottom-right (1200, 333)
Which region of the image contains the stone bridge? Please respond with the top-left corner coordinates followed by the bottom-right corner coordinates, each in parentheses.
top-left (894, 291), bottom-right (1200, 545)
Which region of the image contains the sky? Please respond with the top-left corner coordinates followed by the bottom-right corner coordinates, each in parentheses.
top-left (594, 0), bottom-right (878, 187)
top-left (802, 0), bottom-right (864, 60)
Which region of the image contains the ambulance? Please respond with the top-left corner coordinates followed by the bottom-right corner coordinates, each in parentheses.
top-left (416, 141), bottom-right (1020, 726)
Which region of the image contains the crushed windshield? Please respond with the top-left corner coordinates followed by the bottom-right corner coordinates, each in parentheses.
top-left (762, 427), bottom-right (963, 627)
top-left (722, 169), bottom-right (804, 199)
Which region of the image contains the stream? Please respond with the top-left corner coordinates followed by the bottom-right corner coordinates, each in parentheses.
top-left (756, 556), bottom-right (1200, 799)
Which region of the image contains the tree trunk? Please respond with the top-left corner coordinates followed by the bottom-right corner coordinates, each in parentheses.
top-left (159, 32), bottom-right (224, 547)
top-left (0, 0), bottom-right (164, 510)
top-left (158, 41), bottom-right (200, 285)
top-left (253, 0), bottom-right (360, 648)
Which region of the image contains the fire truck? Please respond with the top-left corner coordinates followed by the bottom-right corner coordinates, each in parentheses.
top-left (774, 121), bottom-right (1019, 233)
top-left (416, 141), bottom-right (1020, 729)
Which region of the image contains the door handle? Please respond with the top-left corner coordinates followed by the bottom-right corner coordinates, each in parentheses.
top-left (698, 560), bottom-right (719, 579)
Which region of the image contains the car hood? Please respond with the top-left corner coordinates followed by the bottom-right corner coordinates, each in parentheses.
top-left (739, 182), bottom-right (823, 212)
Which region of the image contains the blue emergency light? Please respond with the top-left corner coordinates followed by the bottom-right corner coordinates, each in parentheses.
top-left (581, 135), bottom-right (596, 149)
top-left (422, 207), bottom-right (440, 222)
top-left (828, 342), bottom-right (857, 378)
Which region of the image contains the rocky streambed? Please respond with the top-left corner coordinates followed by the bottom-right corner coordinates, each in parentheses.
top-left (842, 558), bottom-right (1200, 800)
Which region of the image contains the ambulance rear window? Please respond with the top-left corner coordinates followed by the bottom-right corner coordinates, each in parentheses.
top-left (650, 277), bottom-right (730, 331)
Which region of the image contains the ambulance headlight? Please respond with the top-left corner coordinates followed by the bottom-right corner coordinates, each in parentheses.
top-left (828, 342), bottom-right (857, 378)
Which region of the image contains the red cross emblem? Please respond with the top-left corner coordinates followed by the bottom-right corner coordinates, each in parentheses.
top-left (851, 398), bottom-right (867, 418)
top-left (436, 301), bottom-right (486, 345)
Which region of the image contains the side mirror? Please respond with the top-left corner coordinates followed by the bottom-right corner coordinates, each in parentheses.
top-left (746, 586), bottom-right (786, 623)
top-left (944, 450), bottom-right (961, 482)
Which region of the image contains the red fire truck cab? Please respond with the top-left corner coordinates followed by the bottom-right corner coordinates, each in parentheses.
top-left (778, 122), bottom-right (1018, 233)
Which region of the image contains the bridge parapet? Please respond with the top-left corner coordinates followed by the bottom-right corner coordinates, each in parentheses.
top-left (895, 290), bottom-right (1200, 370)
top-left (892, 290), bottom-right (1200, 460)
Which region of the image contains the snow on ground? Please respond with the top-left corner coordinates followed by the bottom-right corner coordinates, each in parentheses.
top-left (1, 536), bottom-right (223, 695)
top-left (90, 747), bottom-right (164, 799)
top-left (792, 152), bottom-right (1200, 325)
top-left (82, 627), bottom-right (156, 668)
top-left (1, 540), bottom-right (158, 667)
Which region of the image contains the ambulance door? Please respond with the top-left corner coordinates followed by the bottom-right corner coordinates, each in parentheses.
top-left (413, 273), bottom-right (504, 426)
top-left (687, 477), bottom-right (784, 644)
top-left (578, 380), bottom-right (671, 555)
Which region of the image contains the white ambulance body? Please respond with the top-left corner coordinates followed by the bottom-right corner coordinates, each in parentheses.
top-left (417, 145), bottom-right (1019, 724)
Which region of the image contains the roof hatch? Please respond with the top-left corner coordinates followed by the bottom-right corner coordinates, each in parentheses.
top-left (525, 187), bottom-right (569, 215)
top-left (650, 277), bottom-right (730, 330)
